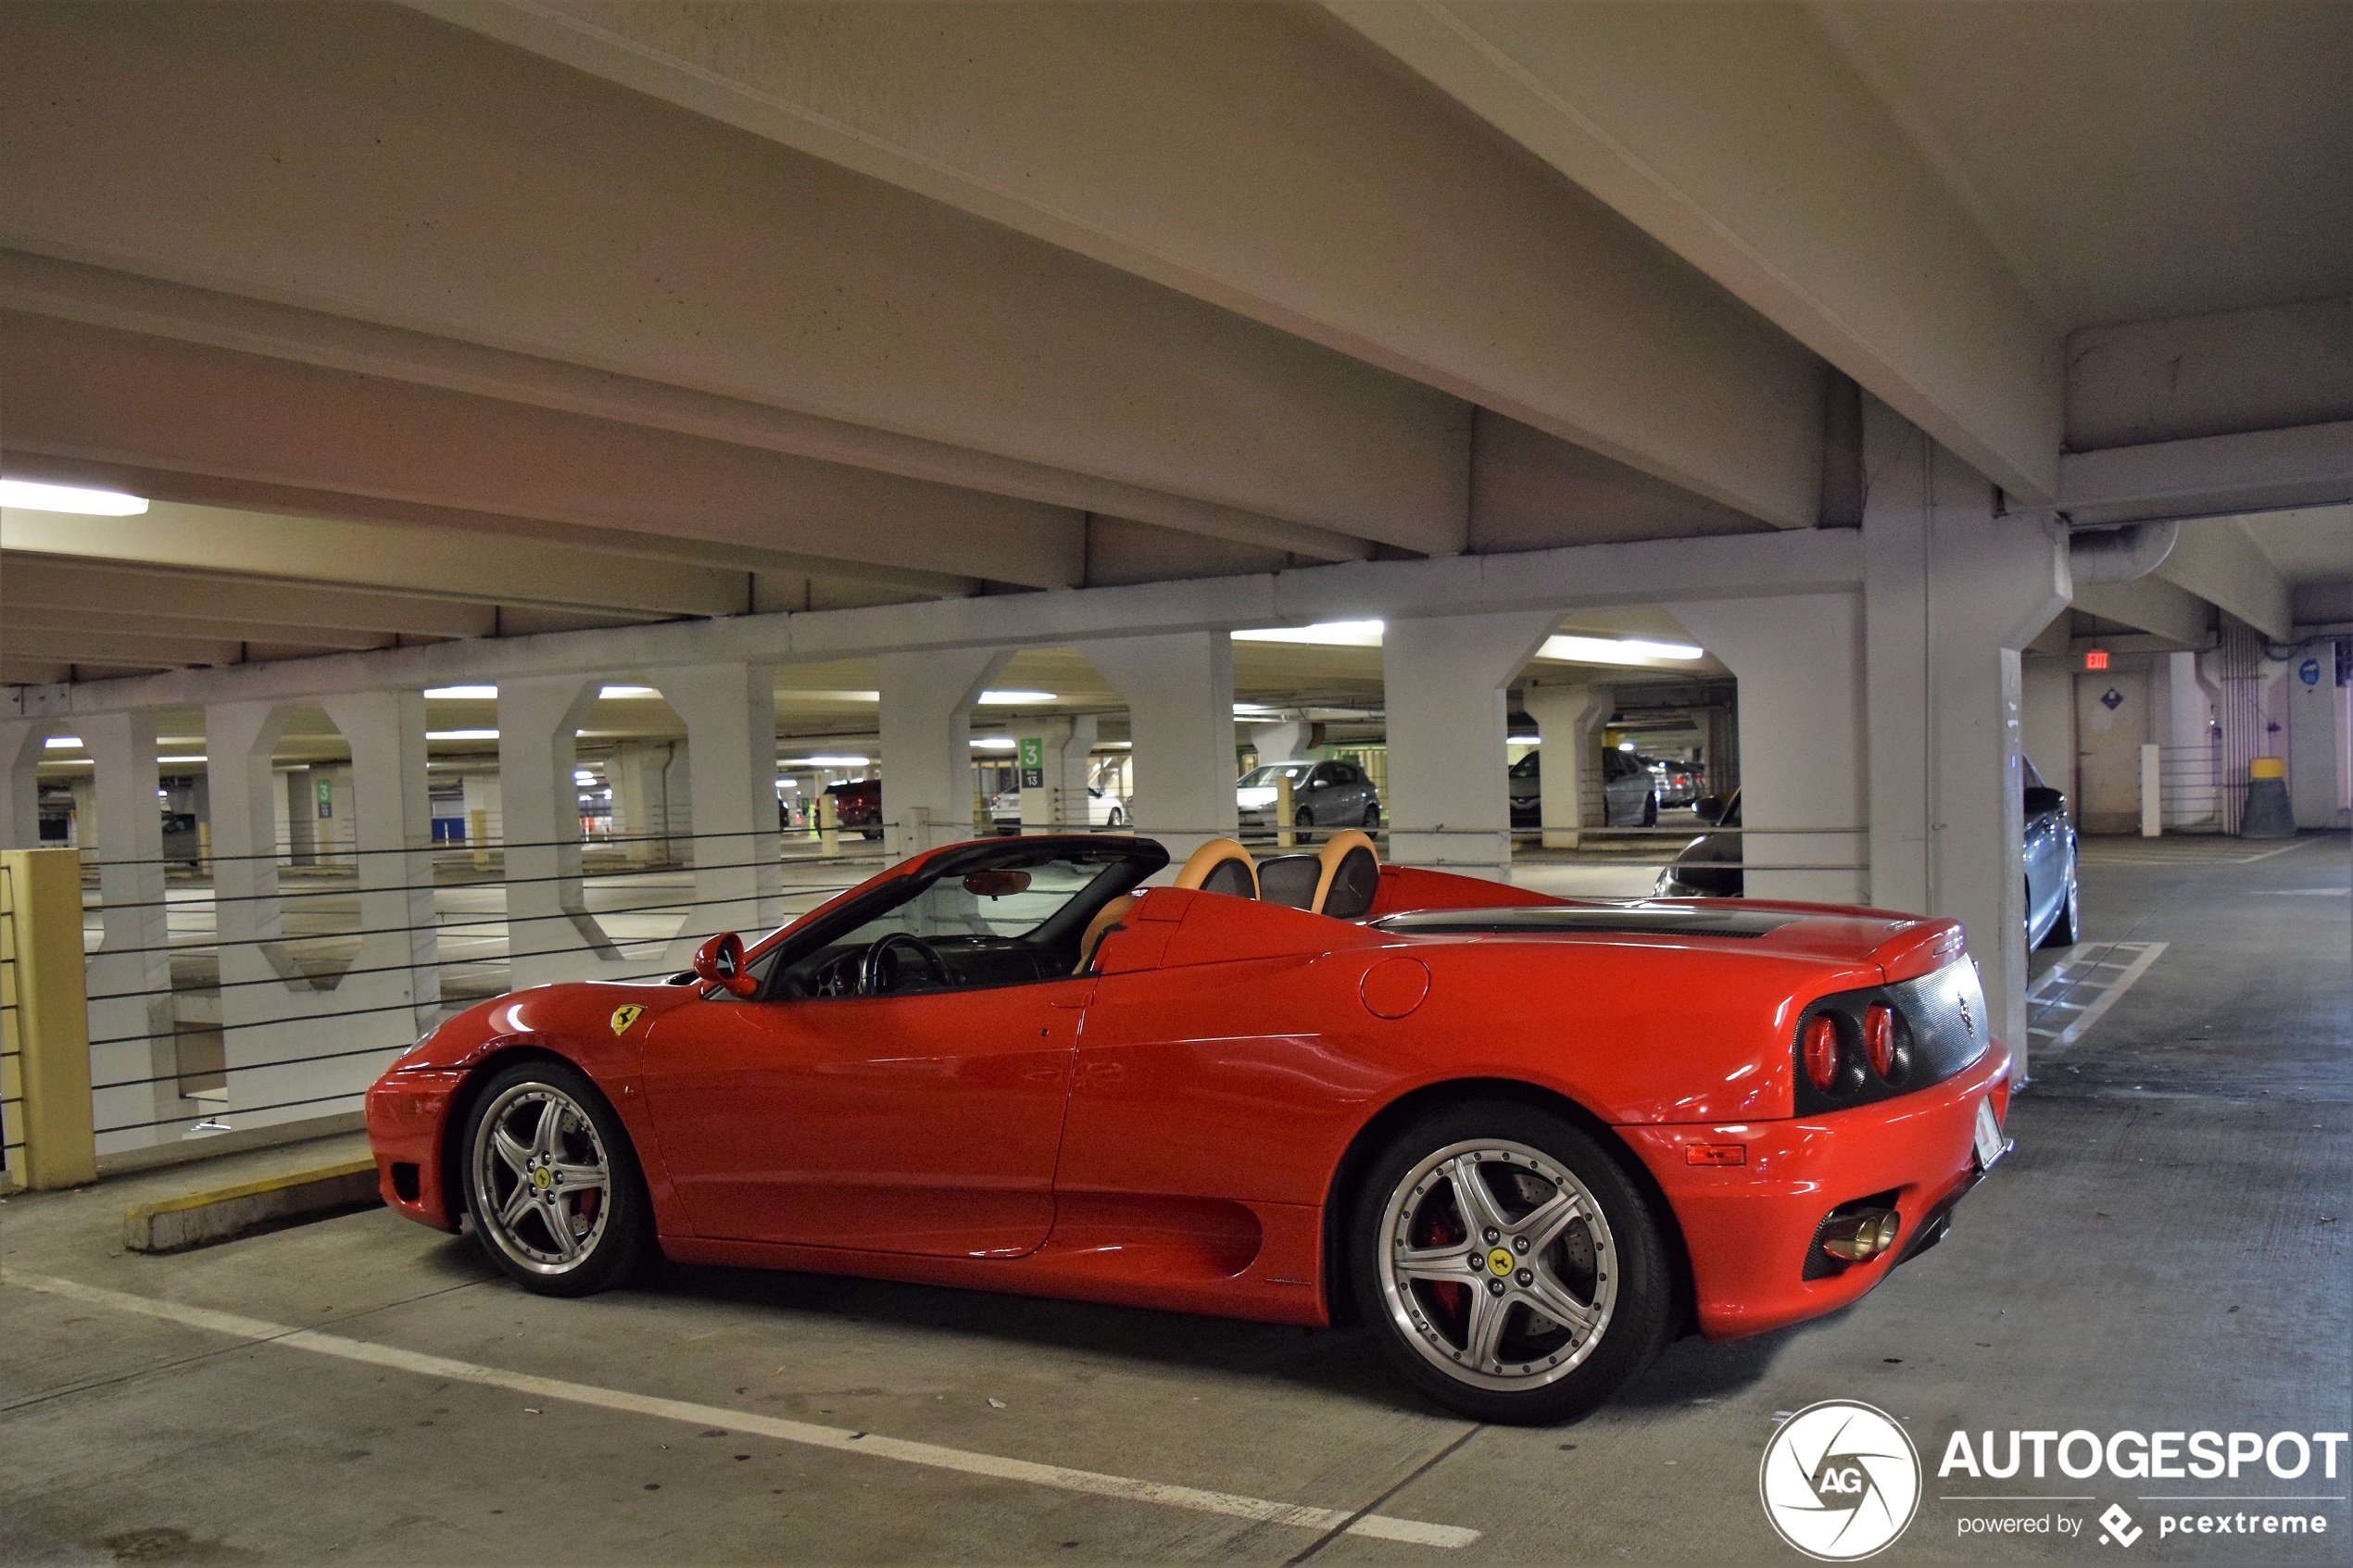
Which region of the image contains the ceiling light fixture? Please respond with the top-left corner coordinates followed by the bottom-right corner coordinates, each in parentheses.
top-left (971, 736), bottom-right (1017, 750)
top-left (159, 755), bottom-right (209, 764)
top-left (977, 690), bottom-right (1056, 705)
top-left (1232, 620), bottom-right (1385, 647)
top-left (598, 684), bottom-right (659, 698)
top-left (1538, 634), bottom-right (1704, 666)
top-left (0, 478), bottom-right (150, 516)
top-left (784, 754), bottom-right (871, 768)
top-left (42, 735), bottom-right (82, 749)
top-left (427, 729), bottom-right (499, 741)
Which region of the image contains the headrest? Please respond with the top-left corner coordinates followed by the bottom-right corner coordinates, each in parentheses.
top-left (1172, 836), bottom-right (1258, 898)
top-left (1313, 830), bottom-right (1381, 920)
top-left (1256, 854), bottom-right (1323, 909)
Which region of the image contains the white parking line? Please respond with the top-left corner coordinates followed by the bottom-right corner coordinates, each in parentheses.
top-left (2027, 941), bottom-right (2168, 1052)
top-left (1, 1271), bottom-right (1477, 1550)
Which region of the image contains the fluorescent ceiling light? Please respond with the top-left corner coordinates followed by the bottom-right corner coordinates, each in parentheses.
top-left (598, 684), bottom-right (659, 698)
top-left (1507, 735), bottom-right (1539, 746)
top-left (43, 735), bottom-right (82, 749)
top-left (1234, 703), bottom-right (1280, 717)
top-left (1618, 740), bottom-right (1639, 751)
top-left (427, 729), bottom-right (499, 741)
top-left (781, 688), bottom-right (880, 703)
top-left (1538, 634), bottom-right (1704, 666)
top-left (977, 690), bottom-right (1056, 705)
top-left (573, 771), bottom-right (598, 784)
top-left (423, 685), bottom-right (497, 700)
top-left (783, 754), bottom-right (870, 768)
top-left (971, 736), bottom-right (1017, 750)
top-left (0, 478), bottom-right (150, 516)
top-left (1232, 619), bottom-right (1385, 647)
top-left (159, 755), bottom-right (208, 764)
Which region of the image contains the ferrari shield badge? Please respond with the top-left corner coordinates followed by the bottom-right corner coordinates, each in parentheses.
top-left (609, 1005), bottom-right (646, 1036)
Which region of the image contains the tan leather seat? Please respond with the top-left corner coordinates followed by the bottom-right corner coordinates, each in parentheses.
top-left (1311, 830), bottom-right (1380, 919)
top-left (1172, 837), bottom-right (1259, 899)
top-left (1074, 893), bottom-right (1139, 973)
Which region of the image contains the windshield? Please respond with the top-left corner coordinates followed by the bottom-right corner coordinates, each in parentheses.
top-left (851, 855), bottom-right (1125, 941)
top-left (1239, 764), bottom-right (1315, 786)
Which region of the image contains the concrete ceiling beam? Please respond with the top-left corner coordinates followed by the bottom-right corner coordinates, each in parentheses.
top-left (406, 0), bottom-right (1816, 531)
top-left (2151, 519), bottom-right (2294, 642)
top-left (2057, 419), bottom-right (2353, 531)
top-left (2071, 575), bottom-right (2213, 648)
top-left (9, 527), bottom-right (1862, 716)
top-left (1, 602), bottom-right (400, 655)
top-left (1, 626), bottom-right (259, 670)
top-left (0, 251), bottom-right (1370, 567)
top-left (0, 555), bottom-right (501, 640)
top-left (2065, 295), bottom-right (2353, 452)
top-left (1328, 0), bottom-right (2061, 503)
top-left (2, 499), bottom-right (749, 620)
top-left (1, 311), bottom-right (1080, 592)
top-left (0, 4), bottom-right (1453, 554)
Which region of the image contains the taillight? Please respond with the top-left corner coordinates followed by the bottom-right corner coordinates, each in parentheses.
top-left (1865, 1003), bottom-right (1897, 1077)
top-left (1803, 1015), bottom-right (1841, 1091)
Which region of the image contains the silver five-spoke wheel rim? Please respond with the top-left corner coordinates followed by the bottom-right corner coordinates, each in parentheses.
top-left (472, 1082), bottom-right (612, 1275)
top-left (1378, 1138), bottom-right (1617, 1392)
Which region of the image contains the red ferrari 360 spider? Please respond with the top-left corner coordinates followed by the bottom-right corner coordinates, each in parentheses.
top-left (367, 831), bottom-right (2010, 1423)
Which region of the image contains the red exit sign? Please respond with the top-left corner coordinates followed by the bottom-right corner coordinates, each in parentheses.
top-left (2084, 649), bottom-right (2110, 671)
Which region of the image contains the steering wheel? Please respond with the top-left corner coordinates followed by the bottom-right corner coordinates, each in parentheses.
top-left (857, 932), bottom-right (953, 996)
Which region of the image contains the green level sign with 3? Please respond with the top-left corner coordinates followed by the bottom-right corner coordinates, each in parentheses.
top-left (1018, 735), bottom-right (1045, 790)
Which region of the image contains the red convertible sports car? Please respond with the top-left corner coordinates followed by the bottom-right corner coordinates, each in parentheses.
top-left (368, 831), bottom-right (2011, 1423)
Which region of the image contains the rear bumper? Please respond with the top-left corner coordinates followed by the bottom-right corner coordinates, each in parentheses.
top-left (363, 1068), bottom-right (465, 1232)
top-left (1622, 1043), bottom-right (2012, 1339)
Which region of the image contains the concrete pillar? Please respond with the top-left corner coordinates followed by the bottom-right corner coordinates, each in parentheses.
top-left (1247, 718), bottom-right (1309, 764)
top-left (206, 701), bottom-right (300, 1005)
top-left (1013, 716), bottom-right (1074, 829)
top-left (0, 721), bottom-right (50, 848)
top-left (1519, 683), bottom-right (1612, 848)
top-left (1087, 632), bottom-right (1240, 866)
top-left (878, 647), bottom-right (1012, 859)
top-left (1669, 595), bottom-right (1868, 906)
top-left (1862, 399), bottom-right (2070, 1078)
top-left (321, 691), bottom-right (441, 1025)
top-left (654, 663), bottom-right (784, 955)
top-left (498, 677), bottom-right (621, 986)
top-left (80, 709), bottom-right (176, 1152)
top-left (608, 742), bottom-right (672, 864)
top-left (1381, 610), bottom-right (1561, 879)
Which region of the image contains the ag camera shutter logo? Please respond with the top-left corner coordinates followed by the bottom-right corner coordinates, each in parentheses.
top-left (1760, 1400), bottom-right (1922, 1560)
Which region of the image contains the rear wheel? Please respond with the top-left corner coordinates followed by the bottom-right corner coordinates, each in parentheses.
top-left (461, 1060), bottom-right (651, 1297)
top-left (1640, 792), bottom-right (1658, 827)
top-left (2037, 872), bottom-right (2081, 948)
top-left (1351, 1101), bottom-right (1673, 1424)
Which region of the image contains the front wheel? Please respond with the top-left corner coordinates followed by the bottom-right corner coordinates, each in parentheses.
top-left (1362, 803), bottom-right (1380, 828)
top-left (1106, 808), bottom-right (1125, 828)
top-left (1351, 1102), bottom-right (1674, 1424)
top-left (461, 1060), bottom-right (652, 1297)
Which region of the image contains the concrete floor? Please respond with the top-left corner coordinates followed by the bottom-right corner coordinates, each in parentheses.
top-left (6, 833), bottom-right (2345, 1563)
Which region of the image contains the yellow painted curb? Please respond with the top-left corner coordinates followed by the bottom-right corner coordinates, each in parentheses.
top-left (123, 1156), bottom-right (383, 1253)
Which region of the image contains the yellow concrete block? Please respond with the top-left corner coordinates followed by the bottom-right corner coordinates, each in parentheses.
top-left (123, 1155), bottom-right (383, 1252)
top-left (2, 848), bottom-right (97, 1190)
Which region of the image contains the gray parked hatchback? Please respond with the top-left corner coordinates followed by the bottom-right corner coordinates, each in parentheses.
top-left (1237, 759), bottom-right (1381, 831)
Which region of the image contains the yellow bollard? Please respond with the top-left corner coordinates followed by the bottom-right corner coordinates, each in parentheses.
top-left (1275, 773), bottom-right (1294, 849)
top-left (0, 848), bottom-right (98, 1190)
top-left (470, 808), bottom-right (491, 872)
top-left (817, 792), bottom-right (840, 857)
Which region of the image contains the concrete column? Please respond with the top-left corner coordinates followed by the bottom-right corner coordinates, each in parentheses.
top-left (608, 742), bottom-right (672, 864)
top-left (1087, 632), bottom-right (1239, 866)
top-left (205, 701), bottom-right (301, 1006)
top-left (1013, 716), bottom-right (1076, 829)
top-left (1060, 714), bottom-right (1101, 823)
top-left (1669, 595), bottom-right (1868, 906)
top-left (321, 691), bottom-right (441, 1025)
top-left (1519, 682), bottom-right (1612, 848)
top-left (1381, 610), bottom-right (1560, 879)
top-left (1862, 399), bottom-right (2070, 1077)
top-left (1247, 718), bottom-right (1309, 764)
top-left (498, 677), bottom-right (621, 987)
top-left (0, 721), bottom-right (50, 849)
top-left (81, 709), bottom-right (176, 1152)
top-left (878, 647), bottom-right (1012, 858)
top-left (654, 663), bottom-right (784, 955)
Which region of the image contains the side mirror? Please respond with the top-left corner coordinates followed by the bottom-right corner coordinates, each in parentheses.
top-left (1692, 796), bottom-right (1727, 824)
top-left (692, 932), bottom-right (758, 997)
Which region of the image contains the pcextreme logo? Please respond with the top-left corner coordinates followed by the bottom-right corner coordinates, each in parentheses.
top-left (1761, 1400), bottom-right (1923, 1561)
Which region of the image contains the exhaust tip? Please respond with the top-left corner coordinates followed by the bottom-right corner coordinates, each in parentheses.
top-left (1819, 1207), bottom-right (1902, 1263)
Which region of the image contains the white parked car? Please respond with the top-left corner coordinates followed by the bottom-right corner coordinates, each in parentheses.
top-left (988, 784), bottom-right (1127, 833)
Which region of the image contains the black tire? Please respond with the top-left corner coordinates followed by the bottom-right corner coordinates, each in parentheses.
top-left (1295, 808), bottom-right (1315, 829)
top-left (1640, 792), bottom-right (1658, 828)
top-left (459, 1059), bottom-right (653, 1298)
top-left (1349, 1100), bottom-right (1673, 1424)
top-left (1363, 803), bottom-right (1381, 828)
top-left (2034, 872), bottom-right (2080, 948)
top-left (1107, 809), bottom-right (1125, 828)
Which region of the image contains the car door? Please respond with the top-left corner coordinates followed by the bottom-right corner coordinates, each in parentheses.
top-left (2020, 761), bottom-right (2059, 932)
top-left (641, 980), bottom-right (1087, 1257)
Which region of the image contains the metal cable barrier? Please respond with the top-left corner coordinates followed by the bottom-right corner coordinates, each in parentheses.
top-left (63, 815), bottom-right (1855, 1155)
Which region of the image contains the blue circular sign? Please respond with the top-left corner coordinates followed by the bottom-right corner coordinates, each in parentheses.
top-left (2300, 658), bottom-right (2322, 686)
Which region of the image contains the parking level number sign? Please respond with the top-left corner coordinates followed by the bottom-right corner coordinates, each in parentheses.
top-left (1018, 736), bottom-right (1045, 790)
